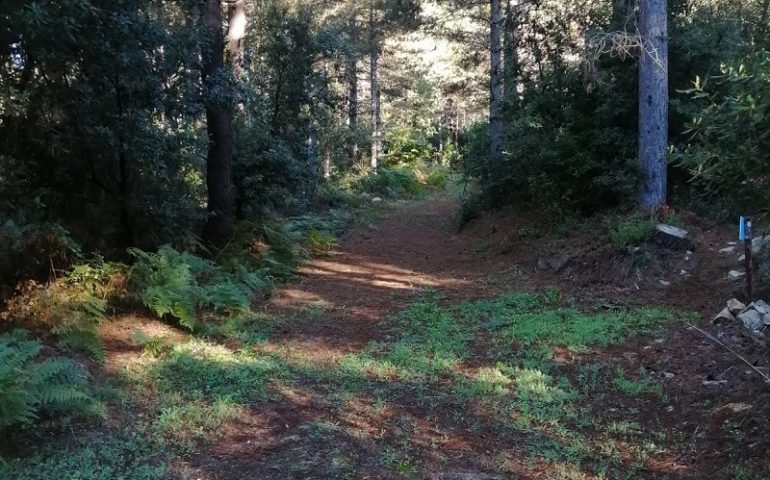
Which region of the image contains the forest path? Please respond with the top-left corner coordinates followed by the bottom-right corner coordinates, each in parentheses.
top-left (177, 194), bottom-right (768, 480)
top-left (266, 195), bottom-right (499, 354)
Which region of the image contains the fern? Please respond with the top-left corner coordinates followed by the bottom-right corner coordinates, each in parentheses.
top-left (128, 246), bottom-right (266, 330)
top-left (0, 330), bottom-right (103, 430)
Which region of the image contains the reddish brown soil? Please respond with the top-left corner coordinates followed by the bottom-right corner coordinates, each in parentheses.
top-left (142, 197), bottom-right (770, 478)
top-left (170, 197), bottom-right (768, 479)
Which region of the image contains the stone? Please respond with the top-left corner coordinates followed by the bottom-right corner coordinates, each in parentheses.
top-left (720, 402), bottom-right (753, 413)
top-left (727, 270), bottom-right (746, 281)
top-left (752, 236), bottom-right (767, 254)
top-left (712, 307), bottom-right (735, 324)
top-left (738, 309), bottom-right (764, 331)
top-left (727, 298), bottom-right (745, 315)
top-left (662, 372), bottom-right (675, 379)
top-left (765, 314), bottom-right (770, 326)
top-left (372, 197), bottom-right (383, 202)
top-left (747, 300), bottom-right (770, 315)
top-left (702, 379), bottom-right (728, 386)
top-left (738, 254), bottom-right (746, 262)
top-left (654, 224), bottom-right (690, 250)
top-left (719, 246), bottom-right (736, 254)
top-left (659, 279), bottom-right (671, 286)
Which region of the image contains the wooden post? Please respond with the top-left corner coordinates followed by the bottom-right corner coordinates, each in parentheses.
top-left (744, 217), bottom-right (753, 302)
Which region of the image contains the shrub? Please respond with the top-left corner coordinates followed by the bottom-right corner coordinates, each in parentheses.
top-left (0, 330), bottom-right (103, 430)
top-left (677, 55), bottom-right (770, 215)
top-left (610, 217), bottom-right (657, 250)
top-left (1, 258), bottom-right (119, 361)
top-left (128, 246), bottom-right (268, 331)
top-left (0, 222), bottom-right (82, 285)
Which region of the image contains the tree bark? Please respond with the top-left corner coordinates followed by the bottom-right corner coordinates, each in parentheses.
top-left (347, 14), bottom-right (359, 164)
top-left (227, 0), bottom-right (247, 79)
top-left (201, 0), bottom-right (236, 248)
top-left (638, 0), bottom-right (668, 210)
top-left (502, 0), bottom-right (518, 120)
top-left (369, 3), bottom-right (381, 170)
top-left (489, 0), bottom-right (504, 192)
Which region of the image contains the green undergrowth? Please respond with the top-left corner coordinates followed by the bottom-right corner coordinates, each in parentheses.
top-left (3, 286), bottom-right (732, 479)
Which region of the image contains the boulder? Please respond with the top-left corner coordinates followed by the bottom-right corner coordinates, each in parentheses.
top-left (727, 298), bottom-right (745, 315)
top-left (712, 307), bottom-right (735, 324)
top-left (752, 236), bottom-right (767, 254)
top-left (747, 300), bottom-right (770, 315)
top-left (737, 309), bottom-right (764, 331)
top-left (727, 270), bottom-right (746, 281)
top-left (654, 224), bottom-right (690, 250)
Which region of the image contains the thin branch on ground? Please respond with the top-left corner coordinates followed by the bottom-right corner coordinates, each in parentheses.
top-left (686, 322), bottom-right (770, 385)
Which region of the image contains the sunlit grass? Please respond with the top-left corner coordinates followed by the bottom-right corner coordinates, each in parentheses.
top-left (2, 289), bottom-right (718, 479)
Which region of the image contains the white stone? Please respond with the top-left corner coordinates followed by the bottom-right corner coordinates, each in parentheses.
top-left (727, 298), bottom-right (745, 315)
top-left (719, 246), bottom-right (736, 254)
top-left (748, 300), bottom-right (770, 315)
top-left (727, 270), bottom-right (746, 281)
top-left (712, 307), bottom-right (735, 324)
top-left (659, 280), bottom-right (671, 286)
top-left (738, 309), bottom-right (764, 331)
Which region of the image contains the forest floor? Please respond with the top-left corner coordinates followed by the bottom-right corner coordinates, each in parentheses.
top-left (5, 194), bottom-right (770, 480)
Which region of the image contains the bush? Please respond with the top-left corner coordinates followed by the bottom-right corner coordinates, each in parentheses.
top-left (1, 258), bottom-right (120, 361)
top-left (677, 55), bottom-right (770, 215)
top-left (128, 246), bottom-right (268, 331)
top-left (0, 222), bottom-right (82, 285)
top-left (610, 217), bottom-right (657, 250)
top-left (0, 330), bottom-right (103, 430)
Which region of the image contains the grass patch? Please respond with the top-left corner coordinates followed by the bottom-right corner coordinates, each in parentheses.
top-left (0, 430), bottom-right (171, 480)
top-left (610, 217), bottom-right (657, 250)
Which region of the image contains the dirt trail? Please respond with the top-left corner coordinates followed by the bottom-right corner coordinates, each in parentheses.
top-left (177, 195), bottom-right (770, 480)
top-left (267, 197), bottom-right (499, 351)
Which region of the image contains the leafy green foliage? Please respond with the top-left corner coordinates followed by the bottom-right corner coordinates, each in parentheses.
top-left (128, 246), bottom-right (266, 331)
top-left (0, 430), bottom-right (170, 480)
top-left (1, 259), bottom-right (120, 361)
top-left (0, 330), bottom-right (102, 429)
top-left (610, 217), bottom-right (657, 250)
top-left (677, 56), bottom-right (770, 214)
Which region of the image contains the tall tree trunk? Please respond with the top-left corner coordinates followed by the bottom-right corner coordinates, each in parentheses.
top-left (502, 0), bottom-right (518, 120)
top-left (347, 15), bottom-right (359, 164)
top-left (369, 4), bottom-right (381, 170)
top-left (322, 149), bottom-right (331, 179)
top-left (227, 0), bottom-right (247, 79)
top-left (201, 0), bottom-right (236, 248)
top-left (638, 0), bottom-right (668, 210)
top-left (489, 0), bottom-right (504, 196)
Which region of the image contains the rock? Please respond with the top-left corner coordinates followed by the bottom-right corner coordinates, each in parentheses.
top-left (720, 402), bottom-right (753, 413)
top-left (719, 246), bottom-right (736, 254)
top-left (747, 300), bottom-right (770, 315)
top-left (765, 315), bottom-right (770, 326)
top-left (702, 379), bottom-right (728, 386)
top-left (752, 236), bottom-right (767, 254)
top-left (372, 197), bottom-right (383, 202)
top-left (738, 254), bottom-right (746, 262)
top-left (712, 307), bottom-right (735, 324)
top-left (727, 298), bottom-right (745, 315)
top-left (727, 270), bottom-right (746, 281)
top-left (738, 309), bottom-right (764, 331)
top-left (662, 372), bottom-right (675, 379)
top-left (654, 224), bottom-right (690, 250)
top-left (659, 279), bottom-right (671, 286)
